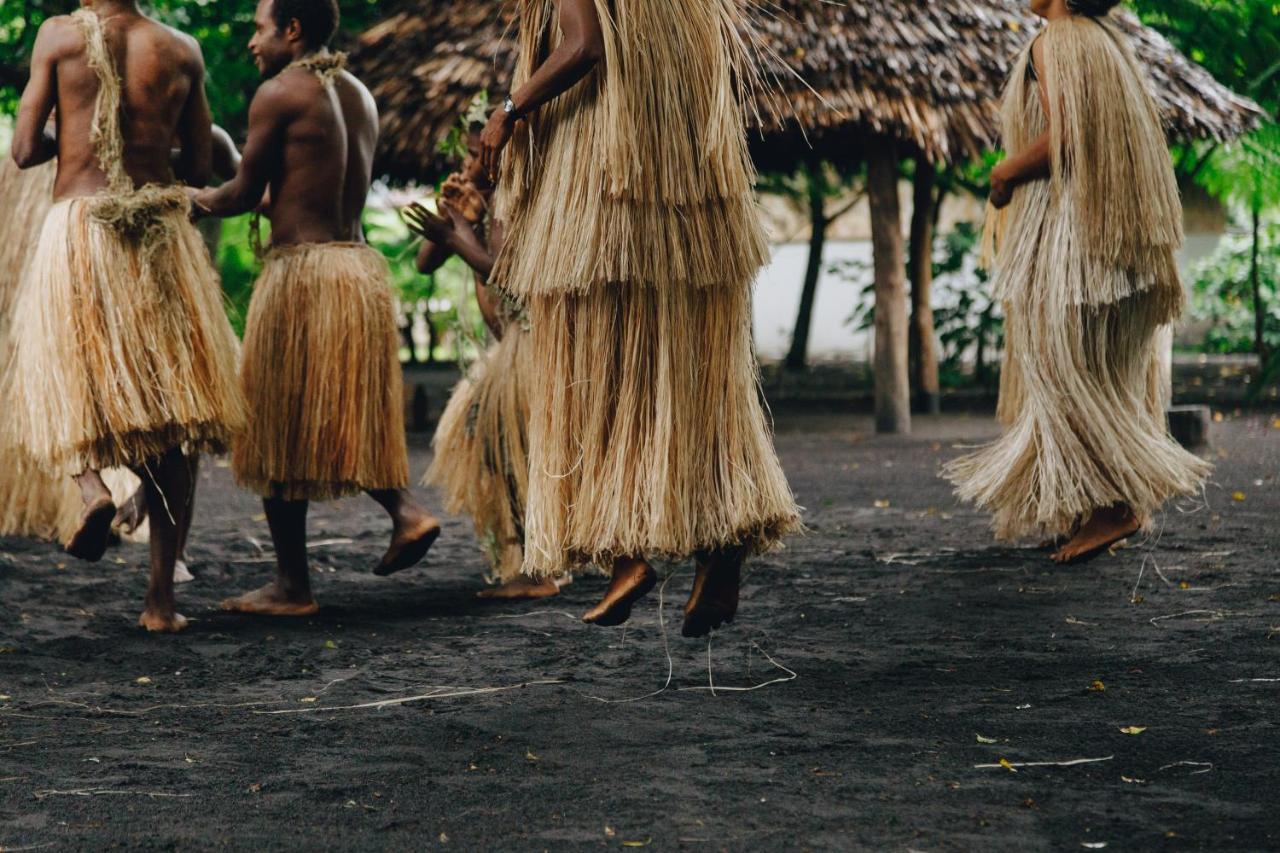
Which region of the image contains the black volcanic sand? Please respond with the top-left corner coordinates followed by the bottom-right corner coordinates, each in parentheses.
top-left (1, 414), bottom-right (1277, 851)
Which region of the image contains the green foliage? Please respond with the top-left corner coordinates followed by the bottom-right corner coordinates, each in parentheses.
top-left (0, 0), bottom-right (392, 133)
top-left (213, 214), bottom-right (257, 338)
top-left (437, 91), bottom-right (491, 161)
top-left (929, 222), bottom-right (1004, 387)
top-left (1189, 224), bottom-right (1280, 353)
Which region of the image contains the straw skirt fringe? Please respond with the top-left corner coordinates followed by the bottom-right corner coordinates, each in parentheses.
top-left (233, 243), bottom-right (408, 501)
top-left (2, 199), bottom-right (244, 475)
top-left (0, 160), bottom-right (71, 540)
top-left (946, 285), bottom-right (1210, 541)
top-left (427, 329), bottom-right (531, 583)
top-left (521, 282), bottom-right (800, 577)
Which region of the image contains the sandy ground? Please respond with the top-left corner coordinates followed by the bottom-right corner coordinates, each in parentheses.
top-left (1, 413), bottom-right (1277, 851)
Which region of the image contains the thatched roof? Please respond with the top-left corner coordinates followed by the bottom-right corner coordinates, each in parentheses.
top-left (351, 1), bottom-right (1263, 181)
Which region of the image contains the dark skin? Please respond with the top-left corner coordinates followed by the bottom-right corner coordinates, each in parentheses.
top-left (194, 0), bottom-right (442, 617)
top-left (997, 0), bottom-right (1143, 562)
top-left (476, 0), bottom-right (742, 635)
top-left (115, 125), bottom-right (241, 574)
top-left (13, 0), bottom-right (213, 633)
top-left (405, 161), bottom-right (561, 601)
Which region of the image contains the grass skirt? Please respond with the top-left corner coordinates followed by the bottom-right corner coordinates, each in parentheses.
top-left (946, 287), bottom-right (1211, 541)
top-left (521, 282), bottom-right (800, 577)
top-left (426, 329), bottom-right (530, 583)
top-left (0, 160), bottom-right (72, 540)
top-left (233, 243), bottom-right (408, 501)
top-left (2, 198), bottom-right (244, 475)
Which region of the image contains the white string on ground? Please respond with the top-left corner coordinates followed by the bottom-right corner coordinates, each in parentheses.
top-left (974, 756), bottom-right (1113, 770)
top-left (577, 571), bottom-right (676, 704)
top-left (1149, 609), bottom-right (1225, 627)
top-left (678, 640), bottom-right (798, 694)
top-left (1158, 760), bottom-right (1213, 775)
top-left (706, 635), bottom-right (717, 698)
top-left (256, 679), bottom-right (567, 714)
top-left (492, 611), bottom-right (581, 624)
top-left (34, 789), bottom-right (193, 799)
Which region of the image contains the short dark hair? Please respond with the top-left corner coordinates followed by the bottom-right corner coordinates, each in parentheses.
top-left (271, 0), bottom-right (340, 48)
top-left (1066, 0), bottom-right (1123, 16)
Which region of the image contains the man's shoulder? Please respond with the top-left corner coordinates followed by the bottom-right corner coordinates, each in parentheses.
top-left (335, 70), bottom-right (378, 116)
top-left (33, 14), bottom-right (86, 58)
top-left (139, 17), bottom-right (204, 70)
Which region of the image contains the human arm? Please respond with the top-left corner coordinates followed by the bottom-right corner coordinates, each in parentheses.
top-left (478, 0), bottom-right (604, 178)
top-left (403, 201), bottom-right (496, 280)
top-left (191, 82), bottom-right (288, 218)
top-left (210, 124), bottom-right (242, 182)
top-left (173, 39), bottom-right (213, 187)
top-left (990, 38), bottom-right (1053, 209)
top-left (10, 19), bottom-right (66, 169)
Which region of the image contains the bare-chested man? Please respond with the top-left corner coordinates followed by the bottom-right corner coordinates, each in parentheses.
top-left (7, 0), bottom-right (245, 632)
top-left (193, 0), bottom-right (441, 617)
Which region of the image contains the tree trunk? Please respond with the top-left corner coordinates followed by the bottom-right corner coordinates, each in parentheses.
top-left (784, 156), bottom-right (828, 372)
top-left (1251, 203), bottom-right (1268, 368)
top-left (867, 147), bottom-right (911, 435)
top-left (907, 156), bottom-right (940, 415)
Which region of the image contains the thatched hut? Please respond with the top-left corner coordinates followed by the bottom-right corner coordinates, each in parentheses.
top-left (351, 1), bottom-right (1261, 433)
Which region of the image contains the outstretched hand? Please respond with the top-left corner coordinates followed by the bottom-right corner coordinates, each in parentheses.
top-left (479, 107), bottom-right (515, 181)
top-left (402, 202), bottom-right (455, 245)
top-left (441, 174), bottom-right (488, 224)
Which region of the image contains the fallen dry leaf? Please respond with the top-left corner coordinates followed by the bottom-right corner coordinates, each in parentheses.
top-left (999, 758), bottom-right (1017, 773)
top-left (874, 499), bottom-right (890, 509)
top-left (135, 676), bottom-right (152, 685)
top-left (976, 734), bottom-right (998, 744)
top-left (621, 841), bottom-right (651, 849)
top-left (1232, 491), bottom-right (1246, 502)
top-left (1119, 726), bottom-right (1147, 736)
top-left (525, 750), bottom-right (539, 762)
top-left (1090, 680), bottom-right (1106, 692)
top-left (300, 697), bottom-right (317, 703)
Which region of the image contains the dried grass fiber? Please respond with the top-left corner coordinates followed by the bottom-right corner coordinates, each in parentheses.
top-left (492, 0), bottom-right (799, 576)
top-left (233, 243), bottom-right (408, 501)
top-left (426, 327), bottom-right (531, 583)
top-left (947, 14), bottom-right (1210, 540)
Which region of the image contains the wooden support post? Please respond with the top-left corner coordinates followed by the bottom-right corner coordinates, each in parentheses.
top-left (868, 146), bottom-right (911, 435)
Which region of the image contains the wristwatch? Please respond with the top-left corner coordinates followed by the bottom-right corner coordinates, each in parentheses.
top-left (503, 96), bottom-right (519, 120)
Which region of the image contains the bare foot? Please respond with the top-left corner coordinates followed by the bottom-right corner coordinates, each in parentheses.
top-left (583, 558), bottom-right (656, 627)
top-left (477, 576), bottom-right (563, 601)
top-left (221, 584), bottom-right (319, 617)
top-left (66, 496), bottom-right (117, 563)
top-left (374, 511), bottom-right (442, 577)
top-left (682, 553), bottom-right (742, 638)
top-left (138, 608), bottom-right (189, 633)
top-left (1051, 505), bottom-right (1142, 565)
top-left (113, 486), bottom-right (148, 535)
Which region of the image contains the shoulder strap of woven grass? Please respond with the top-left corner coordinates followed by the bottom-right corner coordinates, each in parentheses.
top-left (71, 9), bottom-right (132, 195)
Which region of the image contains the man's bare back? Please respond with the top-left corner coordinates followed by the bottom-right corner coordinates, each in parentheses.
top-left (11, 1), bottom-right (212, 200)
top-left (194, 24), bottom-right (378, 247)
top-left (257, 68), bottom-right (377, 245)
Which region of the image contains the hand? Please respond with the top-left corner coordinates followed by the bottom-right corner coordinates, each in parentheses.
top-left (441, 174), bottom-right (488, 224)
top-left (479, 106), bottom-right (515, 181)
top-left (185, 186), bottom-right (210, 222)
top-left (402, 202), bottom-right (455, 245)
top-left (989, 163), bottom-right (1015, 210)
